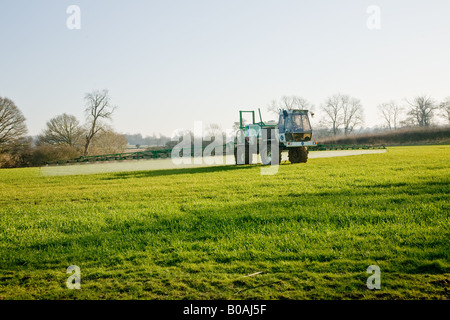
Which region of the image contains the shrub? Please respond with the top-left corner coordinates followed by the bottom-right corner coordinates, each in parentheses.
top-left (31, 145), bottom-right (82, 166)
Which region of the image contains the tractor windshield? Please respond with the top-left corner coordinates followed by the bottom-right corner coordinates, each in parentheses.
top-left (286, 113), bottom-right (311, 133)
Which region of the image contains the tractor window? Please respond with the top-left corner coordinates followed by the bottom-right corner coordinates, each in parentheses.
top-left (278, 114), bottom-right (285, 133)
top-left (294, 115), bottom-right (302, 127)
top-left (289, 113), bottom-right (311, 132)
top-left (302, 115), bottom-right (311, 131)
top-left (284, 114), bottom-right (295, 132)
top-left (291, 114), bottom-right (302, 130)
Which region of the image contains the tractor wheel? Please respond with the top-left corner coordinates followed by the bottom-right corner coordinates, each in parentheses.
top-left (299, 146), bottom-right (308, 163)
top-left (260, 144), bottom-right (281, 165)
top-left (288, 147), bottom-right (308, 163)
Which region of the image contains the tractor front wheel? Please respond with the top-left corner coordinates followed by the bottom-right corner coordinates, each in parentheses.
top-left (288, 146), bottom-right (308, 163)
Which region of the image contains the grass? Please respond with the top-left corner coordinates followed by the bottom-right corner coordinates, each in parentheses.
top-left (0, 145), bottom-right (449, 300)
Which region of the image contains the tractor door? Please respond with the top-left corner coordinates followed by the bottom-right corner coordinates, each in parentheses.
top-left (278, 111), bottom-right (287, 133)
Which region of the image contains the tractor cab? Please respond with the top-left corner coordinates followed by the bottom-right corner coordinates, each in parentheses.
top-left (278, 109), bottom-right (312, 142)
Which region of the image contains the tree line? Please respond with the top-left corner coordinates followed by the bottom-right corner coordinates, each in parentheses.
top-left (124, 133), bottom-right (171, 148)
top-left (0, 89), bottom-right (127, 168)
top-left (268, 94), bottom-right (450, 138)
top-left (1, 91), bottom-right (449, 168)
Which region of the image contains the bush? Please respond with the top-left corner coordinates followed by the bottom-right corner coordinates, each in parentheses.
top-left (88, 130), bottom-right (128, 155)
top-left (31, 145), bottom-right (82, 166)
top-left (0, 153), bottom-right (16, 168)
top-left (0, 137), bottom-right (34, 168)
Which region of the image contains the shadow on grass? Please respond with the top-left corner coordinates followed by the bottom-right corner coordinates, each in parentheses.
top-left (102, 164), bottom-right (259, 180)
top-left (4, 177), bottom-right (448, 272)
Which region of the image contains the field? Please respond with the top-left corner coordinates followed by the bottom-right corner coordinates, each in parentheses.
top-left (0, 145), bottom-right (449, 300)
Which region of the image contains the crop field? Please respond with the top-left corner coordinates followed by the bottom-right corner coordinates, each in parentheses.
top-left (0, 145), bottom-right (449, 300)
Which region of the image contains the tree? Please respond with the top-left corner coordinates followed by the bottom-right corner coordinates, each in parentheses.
top-left (205, 123), bottom-right (223, 140)
top-left (320, 94), bottom-right (364, 136)
top-left (320, 94), bottom-right (344, 136)
top-left (439, 97), bottom-right (450, 124)
top-left (342, 96), bottom-right (364, 135)
top-left (37, 113), bottom-right (84, 147)
top-left (405, 95), bottom-right (437, 127)
top-left (232, 121), bottom-right (246, 132)
top-left (378, 101), bottom-right (402, 130)
top-left (83, 89), bottom-right (116, 156)
top-left (268, 96), bottom-right (314, 114)
top-left (321, 93), bottom-right (364, 136)
top-left (0, 97), bottom-right (28, 153)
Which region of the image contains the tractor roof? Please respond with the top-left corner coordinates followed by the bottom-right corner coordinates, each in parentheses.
top-left (282, 109), bottom-right (309, 114)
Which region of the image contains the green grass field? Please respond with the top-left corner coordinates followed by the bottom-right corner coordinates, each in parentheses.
top-left (0, 146), bottom-right (449, 300)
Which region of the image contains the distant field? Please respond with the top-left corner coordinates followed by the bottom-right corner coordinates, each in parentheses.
top-left (0, 145), bottom-right (449, 299)
top-left (39, 149), bottom-right (386, 176)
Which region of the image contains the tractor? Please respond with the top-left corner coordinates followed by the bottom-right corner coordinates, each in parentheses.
top-left (234, 108), bottom-right (317, 165)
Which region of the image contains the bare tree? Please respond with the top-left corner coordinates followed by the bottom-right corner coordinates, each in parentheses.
top-left (320, 94), bottom-right (364, 136)
top-left (320, 94), bottom-right (344, 136)
top-left (439, 97), bottom-right (450, 124)
top-left (342, 97), bottom-right (364, 135)
top-left (405, 95), bottom-right (437, 127)
top-left (83, 89), bottom-right (116, 156)
top-left (38, 113), bottom-right (84, 146)
top-left (205, 123), bottom-right (223, 140)
top-left (232, 121), bottom-right (242, 132)
top-left (378, 101), bottom-right (402, 130)
top-left (268, 96), bottom-right (315, 114)
top-left (0, 97), bottom-right (28, 152)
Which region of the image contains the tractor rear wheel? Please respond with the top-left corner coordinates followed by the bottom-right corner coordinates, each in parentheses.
top-left (288, 146), bottom-right (308, 163)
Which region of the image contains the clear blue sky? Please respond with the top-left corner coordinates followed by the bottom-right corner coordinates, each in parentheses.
top-left (1, 0), bottom-right (449, 137)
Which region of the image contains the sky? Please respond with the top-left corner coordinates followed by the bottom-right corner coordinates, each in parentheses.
top-left (1, 0), bottom-right (449, 137)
